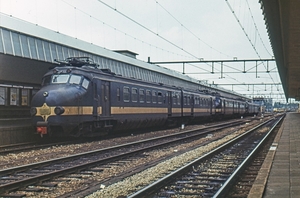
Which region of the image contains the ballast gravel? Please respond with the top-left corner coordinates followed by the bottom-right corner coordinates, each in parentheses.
top-left (86, 123), bottom-right (260, 198)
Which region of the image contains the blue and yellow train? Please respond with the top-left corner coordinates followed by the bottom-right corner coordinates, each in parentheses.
top-left (30, 57), bottom-right (260, 137)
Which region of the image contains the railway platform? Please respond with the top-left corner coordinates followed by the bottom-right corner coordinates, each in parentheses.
top-left (248, 112), bottom-right (300, 198)
top-left (0, 118), bottom-right (31, 128)
top-left (0, 118), bottom-right (36, 145)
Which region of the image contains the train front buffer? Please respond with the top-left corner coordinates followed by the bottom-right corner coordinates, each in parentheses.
top-left (36, 121), bottom-right (48, 137)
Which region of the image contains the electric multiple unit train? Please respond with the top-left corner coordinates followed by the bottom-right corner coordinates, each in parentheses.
top-left (30, 57), bottom-right (260, 137)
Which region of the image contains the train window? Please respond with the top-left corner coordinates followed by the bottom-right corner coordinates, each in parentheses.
top-left (152, 91), bottom-right (157, 103)
top-left (158, 92), bottom-right (162, 104)
top-left (139, 89), bottom-right (145, 103)
top-left (183, 96), bottom-right (187, 105)
top-left (82, 78), bottom-right (89, 89)
top-left (123, 87), bottom-right (130, 102)
top-left (42, 75), bottom-right (51, 86)
top-left (69, 75), bottom-right (82, 85)
top-left (52, 74), bottom-right (69, 84)
top-left (187, 96), bottom-right (190, 105)
top-left (117, 88), bottom-right (120, 101)
top-left (146, 90), bottom-right (151, 103)
top-left (172, 93), bottom-right (177, 105)
top-left (132, 88), bottom-right (138, 102)
top-left (177, 94), bottom-right (181, 105)
top-left (0, 87), bottom-right (7, 105)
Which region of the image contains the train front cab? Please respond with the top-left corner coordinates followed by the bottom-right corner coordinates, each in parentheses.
top-left (31, 70), bottom-right (95, 137)
top-left (214, 96), bottom-right (223, 119)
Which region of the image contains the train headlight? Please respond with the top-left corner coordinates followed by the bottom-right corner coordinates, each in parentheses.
top-left (54, 106), bottom-right (65, 115)
top-left (30, 107), bottom-right (37, 116)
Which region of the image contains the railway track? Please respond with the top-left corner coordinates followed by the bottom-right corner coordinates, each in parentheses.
top-left (0, 119), bottom-right (250, 196)
top-left (0, 140), bottom-right (82, 155)
top-left (127, 115), bottom-right (283, 198)
top-left (224, 115), bottom-right (283, 197)
top-left (0, 118), bottom-right (253, 156)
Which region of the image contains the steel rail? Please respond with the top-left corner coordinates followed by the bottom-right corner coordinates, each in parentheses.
top-left (0, 119), bottom-right (247, 194)
top-left (127, 116), bottom-right (281, 198)
top-left (213, 115), bottom-right (284, 197)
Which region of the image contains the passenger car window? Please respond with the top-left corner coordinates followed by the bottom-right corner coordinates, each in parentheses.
top-left (152, 91), bottom-right (157, 103)
top-left (158, 92), bottom-right (163, 104)
top-left (173, 93), bottom-right (177, 105)
top-left (123, 87), bottom-right (130, 102)
top-left (139, 89), bottom-right (145, 103)
top-left (146, 90), bottom-right (151, 103)
top-left (132, 88), bottom-right (138, 102)
top-left (117, 88), bottom-right (120, 101)
top-left (177, 94), bottom-right (181, 105)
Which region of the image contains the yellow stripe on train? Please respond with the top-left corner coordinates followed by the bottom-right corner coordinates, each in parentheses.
top-left (36, 104), bottom-right (215, 117)
top-left (111, 107), bottom-right (168, 114)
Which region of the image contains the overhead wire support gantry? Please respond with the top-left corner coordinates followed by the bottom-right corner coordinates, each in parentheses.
top-left (149, 58), bottom-right (276, 77)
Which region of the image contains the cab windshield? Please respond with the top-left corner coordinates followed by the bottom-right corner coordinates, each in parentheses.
top-left (52, 74), bottom-right (69, 84)
top-left (42, 74), bottom-right (89, 89)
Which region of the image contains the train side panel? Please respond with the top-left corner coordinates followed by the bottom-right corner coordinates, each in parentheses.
top-left (109, 79), bottom-right (171, 131)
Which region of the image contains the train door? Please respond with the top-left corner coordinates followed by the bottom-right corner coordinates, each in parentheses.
top-left (92, 80), bottom-right (100, 117)
top-left (101, 81), bottom-right (111, 117)
top-left (191, 95), bottom-right (194, 115)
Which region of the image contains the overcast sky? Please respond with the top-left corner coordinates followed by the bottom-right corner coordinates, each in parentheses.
top-left (0, 0), bottom-right (288, 102)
